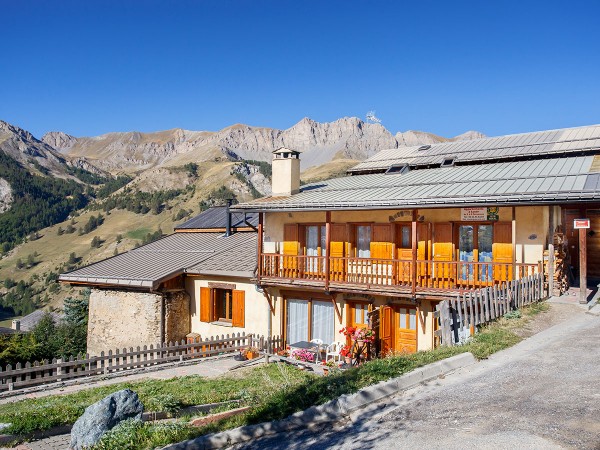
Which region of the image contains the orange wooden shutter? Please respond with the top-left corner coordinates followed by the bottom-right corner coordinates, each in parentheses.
top-left (283, 224), bottom-right (299, 272)
top-left (433, 223), bottom-right (453, 261)
top-left (200, 287), bottom-right (212, 323)
top-left (232, 290), bottom-right (245, 327)
top-left (493, 222), bottom-right (513, 281)
top-left (371, 224), bottom-right (393, 259)
top-left (433, 223), bottom-right (454, 280)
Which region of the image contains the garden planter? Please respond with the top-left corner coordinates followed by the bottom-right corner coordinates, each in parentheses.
top-left (344, 356), bottom-right (352, 365)
top-left (246, 351), bottom-right (259, 360)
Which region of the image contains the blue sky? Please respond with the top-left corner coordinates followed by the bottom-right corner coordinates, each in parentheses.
top-left (1, 0), bottom-right (599, 139)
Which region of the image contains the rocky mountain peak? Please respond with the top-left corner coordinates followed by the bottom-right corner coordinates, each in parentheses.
top-left (42, 131), bottom-right (78, 151)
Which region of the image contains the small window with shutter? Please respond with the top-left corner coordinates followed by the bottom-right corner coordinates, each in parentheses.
top-left (200, 287), bottom-right (245, 327)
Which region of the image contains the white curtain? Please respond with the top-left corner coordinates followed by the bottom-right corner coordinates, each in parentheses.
top-left (357, 226), bottom-right (371, 258)
top-left (287, 299), bottom-right (308, 344)
top-left (312, 301), bottom-right (334, 344)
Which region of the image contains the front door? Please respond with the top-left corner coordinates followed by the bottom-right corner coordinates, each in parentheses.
top-left (395, 305), bottom-right (417, 353)
top-left (380, 306), bottom-right (393, 355)
top-left (458, 224), bottom-right (493, 285)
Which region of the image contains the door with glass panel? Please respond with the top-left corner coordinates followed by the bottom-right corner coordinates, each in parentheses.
top-left (458, 224), bottom-right (493, 284)
top-left (305, 225), bottom-right (326, 276)
top-left (394, 305), bottom-right (417, 353)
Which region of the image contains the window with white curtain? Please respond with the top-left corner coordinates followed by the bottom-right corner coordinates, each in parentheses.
top-left (287, 299), bottom-right (308, 344)
top-left (286, 298), bottom-right (335, 345)
top-left (357, 225), bottom-right (371, 258)
top-left (311, 301), bottom-right (334, 344)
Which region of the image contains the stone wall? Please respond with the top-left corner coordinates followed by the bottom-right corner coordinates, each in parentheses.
top-left (164, 290), bottom-right (191, 343)
top-left (87, 289), bottom-right (163, 356)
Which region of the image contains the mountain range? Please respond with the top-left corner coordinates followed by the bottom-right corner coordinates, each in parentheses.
top-left (41, 117), bottom-right (485, 174)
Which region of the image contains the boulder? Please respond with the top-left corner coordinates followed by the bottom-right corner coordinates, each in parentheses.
top-left (70, 388), bottom-right (144, 450)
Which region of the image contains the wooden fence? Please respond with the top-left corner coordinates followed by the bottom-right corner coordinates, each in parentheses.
top-left (435, 273), bottom-right (547, 346)
top-left (0, 333), bottom-right (289, 393)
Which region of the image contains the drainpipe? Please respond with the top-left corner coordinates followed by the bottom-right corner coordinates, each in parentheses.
top-left (225, 199), bottom-right (233, 237)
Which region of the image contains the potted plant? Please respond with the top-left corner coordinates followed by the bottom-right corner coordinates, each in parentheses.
top-left (339, 345), bottom-right (352, 365)
top-left (246, 346), bottom-right (260, 360)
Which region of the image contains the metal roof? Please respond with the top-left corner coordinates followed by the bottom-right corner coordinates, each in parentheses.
top-left (175, 207), bottom-right (258, 230)
top-left (234, 155), bottom-right (600, 211)
top-left (19, 310), bottom-right (63, 332)
top-left (349, 124), bottom-right (600, 173)
top-left (59, 231), bottom-right (257, 289)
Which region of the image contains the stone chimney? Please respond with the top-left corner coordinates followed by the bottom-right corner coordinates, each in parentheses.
top-left (271, 147), bottom-right (301, 196)
top-left (12, 319), bottom-right (20, 331)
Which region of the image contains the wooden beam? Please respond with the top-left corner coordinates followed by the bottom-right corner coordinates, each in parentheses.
top-left (411, 209), bottom-right (418, 296)
top-left (579, 227), bottom-right (588, 304)
top-left (325, 211), bottom-right (331, 291)
top-left (263, 290), bottom-right (275, 315)
top-left (330, 294), bottom-right (343, 324)
top-left (257, 213), bottom-right (264, 285)
top-left (512, 207), bottom-right (517, 280)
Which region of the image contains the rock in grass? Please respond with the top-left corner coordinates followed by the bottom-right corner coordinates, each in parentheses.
top-left (70, 388), bottom-right (144, 450)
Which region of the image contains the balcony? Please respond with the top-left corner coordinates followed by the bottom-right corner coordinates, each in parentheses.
top-left (259, 253), bottom-right (542, 296)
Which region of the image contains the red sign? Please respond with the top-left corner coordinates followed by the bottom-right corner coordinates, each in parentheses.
top-left (574, 218), bottom-right (590, 229)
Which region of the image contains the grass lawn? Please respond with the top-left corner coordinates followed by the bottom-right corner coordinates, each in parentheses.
top-left (0, 302), bottom-right (549, 449)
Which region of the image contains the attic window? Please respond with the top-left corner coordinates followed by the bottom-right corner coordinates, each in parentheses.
top-left (418, 145), bottom-right (431, 151)
top-left (385, 164), bottom-right (410, 175)
top-left (440, 157), bottom-right (456, 167)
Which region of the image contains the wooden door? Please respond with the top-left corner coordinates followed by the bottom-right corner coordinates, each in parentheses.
top-left (493, 222), bottom-right (513, 281)
top-left (586, 210), bottom-right (600, 279)
top-left (330, 224), bottom-right (348, 281)
top-left (563, 209), bottom-right (581, 272)
top-left (394, 305), bottom-right (417, 353)
top-left (417, 222), bottom-right (431, 282)
top-left (433, 223), bottom-right (454, 284)
top-left (380, 306), bottom-right (393, 355)
top-left (396, 224), bottom-right (412, 282)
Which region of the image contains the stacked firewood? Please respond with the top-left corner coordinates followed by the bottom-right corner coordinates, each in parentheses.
top-left (544, 233), bottom-right (569, 296)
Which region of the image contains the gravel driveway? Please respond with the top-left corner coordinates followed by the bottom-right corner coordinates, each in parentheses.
top-left (236, 306), bottom-right (600, 450)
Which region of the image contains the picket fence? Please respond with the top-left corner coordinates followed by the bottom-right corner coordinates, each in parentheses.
top-left (0, 333), bottom-right (286, 393)
top-left (435, 273), bottom-right (547, 346)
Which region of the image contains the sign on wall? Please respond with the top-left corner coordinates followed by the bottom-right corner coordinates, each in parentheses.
top-left (461, 207), bottom-right (499, 221)
top-left (574, 218), bottom-right (590, 229)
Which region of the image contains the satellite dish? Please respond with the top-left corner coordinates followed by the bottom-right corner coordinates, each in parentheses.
top-left (366, 111), bottom-right (382, 124)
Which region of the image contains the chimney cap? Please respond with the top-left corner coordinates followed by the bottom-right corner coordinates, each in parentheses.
top-left (272, 147), bottom-right (301, 155)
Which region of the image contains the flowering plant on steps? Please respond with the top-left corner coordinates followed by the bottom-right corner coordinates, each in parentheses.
top-left (290, 348), bottom-right (315, 363)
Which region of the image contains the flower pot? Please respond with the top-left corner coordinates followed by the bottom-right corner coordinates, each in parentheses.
top-left (246, 351), bottom-right (259, 360)
top-left (344, 356), bottom-right (352, 365)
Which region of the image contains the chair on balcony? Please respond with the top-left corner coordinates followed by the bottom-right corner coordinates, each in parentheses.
top-left (325, 342), bottom-right (343, 362)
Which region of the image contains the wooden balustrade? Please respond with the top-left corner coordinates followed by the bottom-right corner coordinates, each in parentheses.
top-left (260, 253), bottom-right (540, 291)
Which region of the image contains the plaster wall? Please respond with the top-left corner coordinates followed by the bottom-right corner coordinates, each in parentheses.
top-left (87, 289), bottom-right (163, 356)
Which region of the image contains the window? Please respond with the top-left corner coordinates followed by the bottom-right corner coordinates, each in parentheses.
top-left (200, 287), bottom-right (245, 327)
top-left (353, 303), bottom-right (369, 326)
top-left (286, 298), bottom-right (335, 345)
top-left (214, 289), bottom-right (233, 322)
top-left (441, 157), bottom-right (456, 167)
top-left (385, 164), bottom-right (410, 175)
top-left (357, 225), bottom-right (371, 258)
top-left (399, 307), bottom-right (417, 331)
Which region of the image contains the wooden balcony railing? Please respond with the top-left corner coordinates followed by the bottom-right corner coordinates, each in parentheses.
top-left (260, 253), bottom-right (541, 292)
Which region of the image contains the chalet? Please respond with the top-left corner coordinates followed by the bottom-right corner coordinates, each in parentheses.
top-left (233, 125), bottom-right (600, 355)
top-left (59, 206), bottom-right (263, 356)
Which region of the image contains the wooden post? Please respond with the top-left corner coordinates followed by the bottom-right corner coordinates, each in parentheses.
top-left (325, 211), bottom-right (331, 290)
top-left (579, 227), bottom-right (588, 304)
top-left (411, 209), bottom-right (418, 296)
top-left (257, 213), bottom-right (263, 285)
top-left (512, 206), bottom-right (517, 280)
